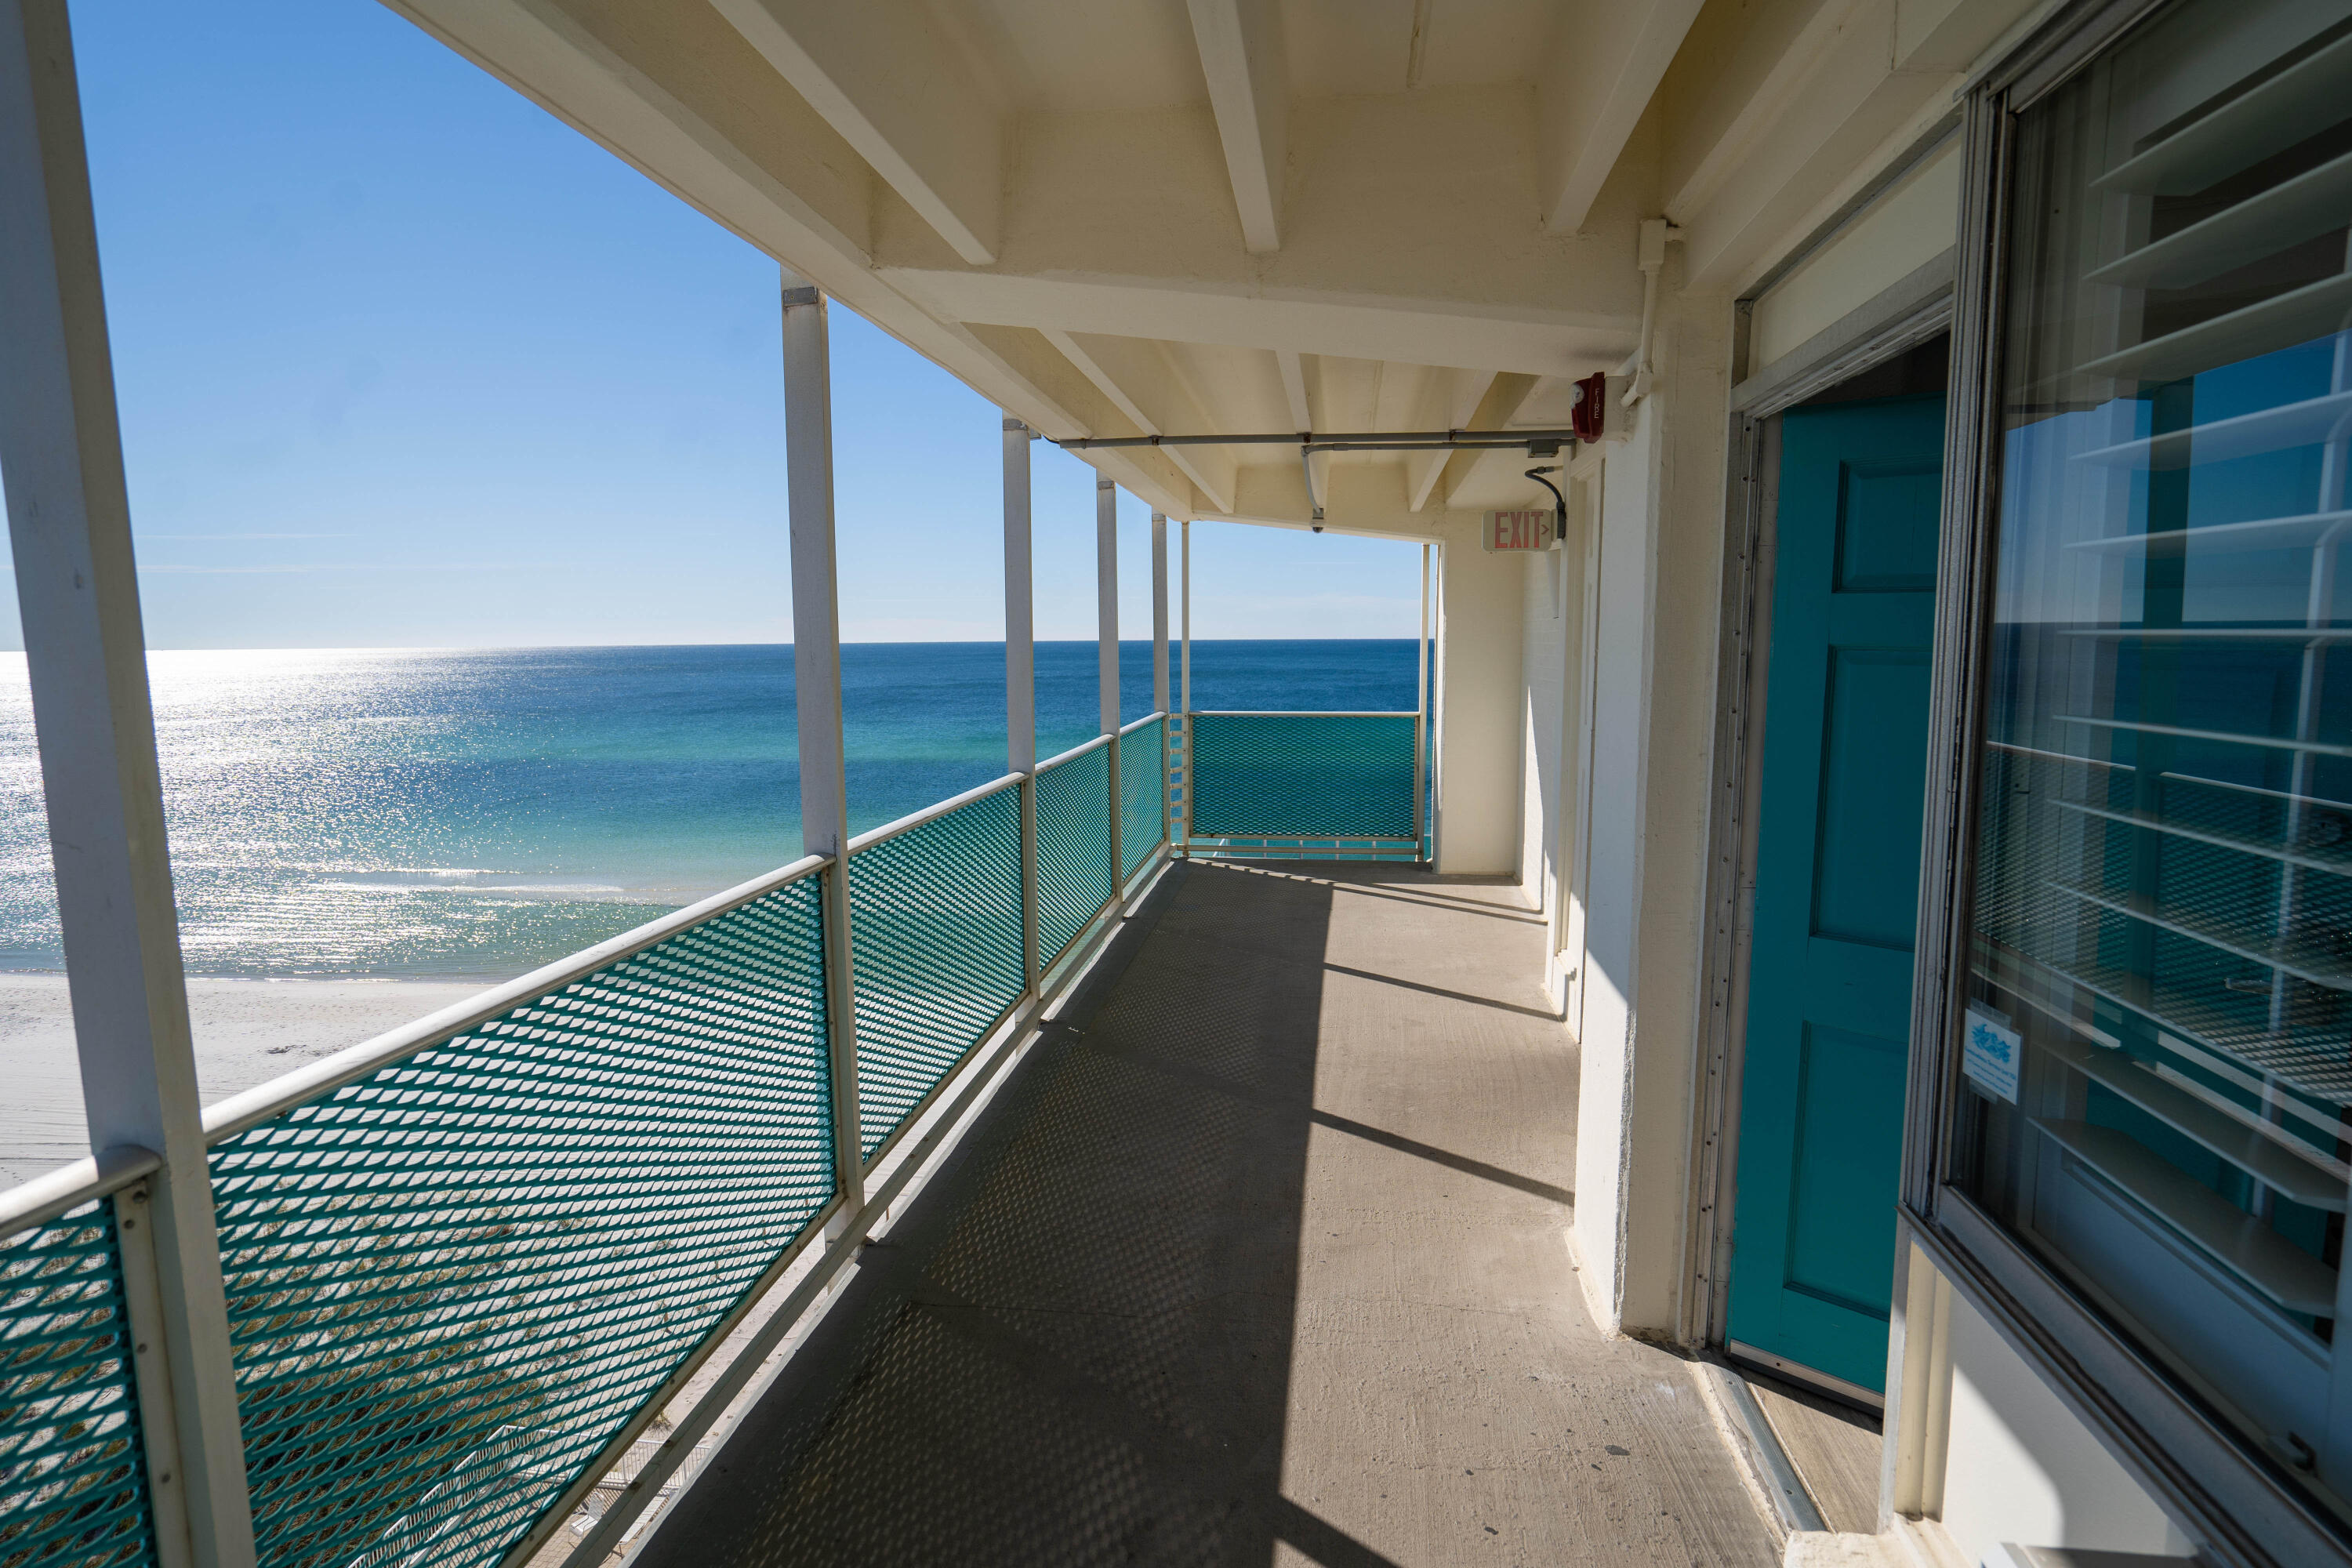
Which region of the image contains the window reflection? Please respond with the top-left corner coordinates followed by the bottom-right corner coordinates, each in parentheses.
top-left (1958, 0), bottom-right (2352, 1483)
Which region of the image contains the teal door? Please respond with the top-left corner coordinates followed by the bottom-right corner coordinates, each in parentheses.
top-left (1726, 391), bottom-right (1944, 1394)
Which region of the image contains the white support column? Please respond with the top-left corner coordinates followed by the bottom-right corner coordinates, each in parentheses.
top-left (1098, 477), bottom-right (1122, 895)
top-left (1004, 416), bottom-right (1038, 993)
top-left (1004, 420), bottom-right (1036, 774)
top-left (1151, 513), bottom-right (1170, 856)
top-left (1416, 542), bottom-right (1430, 855)
top-left (1180, 520), bottom-right (1192, 855)
top-left (1096, 477), bottom-right (1120, 736)
top-left (1181, 520), bottom-right (1192, 713)
top-left (782, 269), bottom-right (862, 1215)
top-left (0, 7), bottom-right (256, 1564)
top-left (1150, 514), bottom-right (1170, 715)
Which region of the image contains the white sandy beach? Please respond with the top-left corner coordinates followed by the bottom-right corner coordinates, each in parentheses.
top-left (0, 973), bottom-right (496, 1188)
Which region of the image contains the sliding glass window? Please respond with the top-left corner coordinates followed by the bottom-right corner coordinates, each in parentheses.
top-left (1955, 0), bottom-right (2352, 1486)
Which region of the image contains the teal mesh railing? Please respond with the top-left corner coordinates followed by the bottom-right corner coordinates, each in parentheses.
top-left (205, 871), bottom-right (833, 1568)
top-left (0, 1200), bottom-right (154, 1568)
top-left (1118, 718), bottom-right (1166, 882)
top-left (5, 721), bottom-right (1210, 1568)
top-left (848, 782), bottom-right (1026, 1160)
top-left (1035, 740), bottom-right (1114, 969)
top-left (1187, 713), bottom-right (1419, 842)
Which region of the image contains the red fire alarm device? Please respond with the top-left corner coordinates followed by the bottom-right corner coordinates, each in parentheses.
top-left (1571, 372), bottom-right (1606, 443)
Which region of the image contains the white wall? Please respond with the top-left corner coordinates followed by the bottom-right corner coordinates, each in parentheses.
top-left (1750, 139), bottom-right (1961, 373)
top-left (1570, 287), bottom-right (1733, 1337)
top-left (1435, 535), bottom-right (1526, 877)
top-left (1519, 548), bottom-right (1568, 913)
top-left (1940, 1288), bottom-right (2194, 1566)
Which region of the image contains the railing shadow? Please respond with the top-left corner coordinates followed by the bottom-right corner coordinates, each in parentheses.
top-left (642, 860), bottom-right (1366, 1567)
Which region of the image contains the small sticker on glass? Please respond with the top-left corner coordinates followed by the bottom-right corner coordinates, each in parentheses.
top-left (1963, 1007), bottom-right (2021, 1104)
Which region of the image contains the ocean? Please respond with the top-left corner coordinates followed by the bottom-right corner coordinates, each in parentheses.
top-left (0, 641), bottom-right (1417, 982)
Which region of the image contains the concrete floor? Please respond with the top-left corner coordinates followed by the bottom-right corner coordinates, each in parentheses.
top-left (641, 861), bottom-right (1778, 1568)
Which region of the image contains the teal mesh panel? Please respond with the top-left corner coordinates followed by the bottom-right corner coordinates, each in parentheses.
top-left (1118, 719), bottom-right (1166, 880)
top-left (1, 1202), bottom-right (154, 1568)
top-left (848, 786), bottom-right (1025, 1158)
top-left (1035, 744), bottom-right (1112, 969)
top-left (209, 875), bottom-right (833, 1568)
top-left (1188, 714), bottom-right (1417, 839)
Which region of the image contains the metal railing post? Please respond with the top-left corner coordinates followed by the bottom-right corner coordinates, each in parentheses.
top-left (1179, 518), bottom-right (1192, 855)
top-left (0, 9), bottom-right (256, 1564)
top-left (1005, 416), bottom-right (1040, 993)
top-left (1098, 477), bottom-right (1122, 898)
top-left (782, 271), bottom-right (862, 1217)
top-left (112, 1178), bottom-right (194, 1568)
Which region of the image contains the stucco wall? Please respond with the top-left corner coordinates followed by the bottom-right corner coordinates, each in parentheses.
top-left (1750, 140), bottom-right (1960, 373)
top-left (1519, 548), bottom-right (1567, 912)
top-left (1570, 289), bottom-right (1733, 1338)
top-left (1940, 1287), bottom-right (2192, 1564)
top-left (1434, 536), bottom-right (1526, 877)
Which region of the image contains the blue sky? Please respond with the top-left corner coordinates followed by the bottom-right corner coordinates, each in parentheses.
top-left (41, 0), bottom-right (1424, 650)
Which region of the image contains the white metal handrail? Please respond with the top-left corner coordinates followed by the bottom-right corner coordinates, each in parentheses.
top-left (193, 740), bottom-right (1163, 1163)
top-left (1185, 710), bottom-right (1418, 717)
top-left (200, 852), bottom-right (832, 1145)
top-left (846, 771), bottom-right (1023, 855)
top-left (1036, 730), bottom-right (1113, 771)
top-left (0, 1141), bottom-right (160, 1240)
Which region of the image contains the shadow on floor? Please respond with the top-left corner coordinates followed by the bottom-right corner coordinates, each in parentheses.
top-left (640, 861), bottom-right (1777, 1568)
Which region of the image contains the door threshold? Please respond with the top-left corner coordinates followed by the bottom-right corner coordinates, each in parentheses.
top-left (1696, 1357), bottom-right (1826, 1536)
top-left (1726, 1339), bottom-right (1886, 1414)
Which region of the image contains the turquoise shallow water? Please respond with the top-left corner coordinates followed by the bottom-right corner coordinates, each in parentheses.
top-left (0, 641), bottom-right (1415, 979)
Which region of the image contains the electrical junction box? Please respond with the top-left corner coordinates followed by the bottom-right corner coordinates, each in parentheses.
top-left (1483, 509), bottom-right (1557, 553)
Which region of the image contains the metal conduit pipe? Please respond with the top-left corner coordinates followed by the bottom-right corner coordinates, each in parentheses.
top-left (1053, 426), bottom-right (1581, 450)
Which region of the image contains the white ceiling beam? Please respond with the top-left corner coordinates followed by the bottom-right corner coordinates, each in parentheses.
top-left (1044, 331), bottom-right (1238, 514)
top-left (1214, 459), bottom-right (1480, 542)
top-left (1273, 348), bottom-right (1318, 521)
top-left (1670, 0), bottom-right (2042, 291)
top-left (1675, 11), bottom-right (1952, 291)
top-left (887, 267), bottom-right (1637, 379)
top-left (709, 0), bottom-right (1004, 263)
top-left (1406, 369), bottom-right (1497, 512)
top-left (1537, 0), bottom-right (1708, 234)
top-left (1431, 372), bottom-right (1539, 510)
top-left (1275, 350), bottom-right (1312, 430)
top-left (897, 93), bottom-right (1646, 343)
top-left (1185, 0), bottom-right (1287, 253)
top-left (1661, 0), bottom-right (1876, 224)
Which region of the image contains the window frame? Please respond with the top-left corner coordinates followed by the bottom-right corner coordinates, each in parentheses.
top-left (1907, 1), bottom-right (2352, 1563)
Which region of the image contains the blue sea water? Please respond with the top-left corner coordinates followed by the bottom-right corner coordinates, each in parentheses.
top-left (0, 641), bottom-right (1416, 980)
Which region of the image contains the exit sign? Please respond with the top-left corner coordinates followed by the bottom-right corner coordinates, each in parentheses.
top-left (1483, 509), bottom-right (1555, 552)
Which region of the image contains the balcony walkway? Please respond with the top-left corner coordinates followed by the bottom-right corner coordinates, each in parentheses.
top-left (639, 860), bottom-right (1778, 1568)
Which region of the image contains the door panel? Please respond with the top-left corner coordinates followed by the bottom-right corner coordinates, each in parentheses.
top-left (1834, 461), bottom-right (1941, 591)
top-left (1728, 391), bottom-right (1945, 1394)
top-left (1812, 648), bottom-right (1932, 949)
top-left (1786, 1022), bottom-right (1913, 1314)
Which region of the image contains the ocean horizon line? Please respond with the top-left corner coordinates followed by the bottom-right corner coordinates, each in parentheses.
top-left (0, 634), bottom-right (1421, 657)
